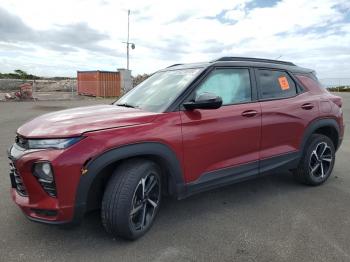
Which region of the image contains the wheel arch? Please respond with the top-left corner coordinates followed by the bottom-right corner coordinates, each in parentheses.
top-left (301, 118), bottom-right (340, 152)
top-left (72, 142), bottom-right (185, 224)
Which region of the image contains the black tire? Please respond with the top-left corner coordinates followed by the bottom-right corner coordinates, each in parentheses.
top-left (293, 134), bottom-right (335, 186)
top-left (101, 159), bottom-right (162, 240)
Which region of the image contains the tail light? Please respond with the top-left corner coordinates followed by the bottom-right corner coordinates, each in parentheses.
top-left (332, 96), bottom-right (343, 108)
top-left (331, 96), bottom-right (343, 108)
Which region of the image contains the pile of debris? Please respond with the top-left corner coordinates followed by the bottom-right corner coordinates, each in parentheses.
top-left (34, 79), bottom-right (76, 92)
top-left (4, 83), bottom-right (34, 101)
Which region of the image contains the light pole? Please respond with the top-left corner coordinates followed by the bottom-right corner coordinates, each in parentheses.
top-left (122, 9), bottom-right (135, 70)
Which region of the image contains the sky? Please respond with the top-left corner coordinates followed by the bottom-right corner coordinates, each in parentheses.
top-left (0, 0), bottom-right (349, 78)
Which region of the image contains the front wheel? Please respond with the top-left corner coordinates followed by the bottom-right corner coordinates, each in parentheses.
top-left (101, 159), bottom-right (161, 240)
top-left (293, 134), bottom-right (335, 186)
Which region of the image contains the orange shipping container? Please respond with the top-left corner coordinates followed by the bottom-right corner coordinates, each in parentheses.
top-left (77, 71), bottom-right (121, 97)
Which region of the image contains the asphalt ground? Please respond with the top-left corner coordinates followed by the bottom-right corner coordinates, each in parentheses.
top-left (0, 93), bottom-right (349, 262)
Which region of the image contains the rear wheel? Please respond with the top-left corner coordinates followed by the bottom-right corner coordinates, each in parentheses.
top-left (101, 159), bottom-right (161, 240)
top-left (293, 134), bottom-right (335, 185)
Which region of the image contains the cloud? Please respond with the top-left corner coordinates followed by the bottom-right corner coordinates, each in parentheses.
top-left (0, 7), bottom-right (121, 56)
top-left (0, 7), bottom-right (33, 42)
top-left (43, 23), bottom-right (122, 56)
top-left (166, 13), bottom-right (193, 24)
top-left (0, 0), bottom-right (349, 78)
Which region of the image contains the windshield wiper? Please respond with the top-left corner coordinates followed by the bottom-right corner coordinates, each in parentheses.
top-left (116, 103), bottom-right (138, 108)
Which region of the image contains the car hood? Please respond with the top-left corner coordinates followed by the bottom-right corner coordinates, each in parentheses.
top-left (17, 105), bottom-right (159, 138)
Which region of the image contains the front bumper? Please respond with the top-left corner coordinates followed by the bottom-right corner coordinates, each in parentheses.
top-left (7, 144), bottom-right (81, 225)
top-left (11, 188), bottom-right (72, 224)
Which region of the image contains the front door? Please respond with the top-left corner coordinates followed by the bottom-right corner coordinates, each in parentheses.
top-left (180, 67), bottom-right (261, 183)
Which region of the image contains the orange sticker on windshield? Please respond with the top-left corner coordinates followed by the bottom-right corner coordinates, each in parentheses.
top-left (278, 76), bottom-right (290, 90)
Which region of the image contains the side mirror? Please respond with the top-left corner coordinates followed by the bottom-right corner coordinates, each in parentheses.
top-left (183, 92), bottom-right (223, 110)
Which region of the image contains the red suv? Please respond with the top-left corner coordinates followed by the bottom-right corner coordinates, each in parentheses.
top-left (8, 57), bottom-right (344, 240)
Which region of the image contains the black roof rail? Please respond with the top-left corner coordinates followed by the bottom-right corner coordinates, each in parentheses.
top-left (212, 57), bottom-right (296, 66)
top-left (166, 63), bottom-right (183, 68)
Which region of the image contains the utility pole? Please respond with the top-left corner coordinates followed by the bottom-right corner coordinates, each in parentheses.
top-left (127, 9), bottom-right (130, 70)
top-left (123, 9), bottom-right (135, 70)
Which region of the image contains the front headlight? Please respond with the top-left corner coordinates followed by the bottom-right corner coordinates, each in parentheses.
top-left (27, 137), bottom-right (82, 149)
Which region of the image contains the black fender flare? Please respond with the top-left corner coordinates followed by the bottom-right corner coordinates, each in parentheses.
top-left (71, 142), bottom-right (185, 224)
top-left (300, 118), bottom-right (340, 152)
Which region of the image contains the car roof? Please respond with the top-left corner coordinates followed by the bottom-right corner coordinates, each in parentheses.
top-left (163, 57), bottom-right (314, 74)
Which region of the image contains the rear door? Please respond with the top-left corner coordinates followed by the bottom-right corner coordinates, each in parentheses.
top-left (255, 68), bottom-right (318, 168)
top-left (180, 67), bottom-right (261, 183)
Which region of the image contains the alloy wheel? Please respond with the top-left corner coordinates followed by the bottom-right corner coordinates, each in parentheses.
top-left (129, 173), bottom-right (160, 231)
top-left (309, 142), bottom-right (333, 180)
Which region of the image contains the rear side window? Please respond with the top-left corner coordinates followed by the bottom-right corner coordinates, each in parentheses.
top-left (257, 70), bottom-right (297, 99)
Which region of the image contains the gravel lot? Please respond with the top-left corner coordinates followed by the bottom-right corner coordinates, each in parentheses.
top-left (0, 94), bottom-right (349, 262)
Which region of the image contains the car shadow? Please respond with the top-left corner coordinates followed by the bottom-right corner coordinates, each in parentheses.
top-left (59, 171), bottom-right (307, 242)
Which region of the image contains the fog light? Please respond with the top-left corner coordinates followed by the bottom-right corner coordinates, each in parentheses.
top-left (33, 162), bottom-right (53, 182)
top-left (42, 163), bottom-right (51, 175)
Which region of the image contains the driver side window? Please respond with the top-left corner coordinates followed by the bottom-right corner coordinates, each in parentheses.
top-left (195, 68), bottom-right (252, 105)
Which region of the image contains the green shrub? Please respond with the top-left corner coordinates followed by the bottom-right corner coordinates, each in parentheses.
top-left (327, 86), bottom-right (350, 92)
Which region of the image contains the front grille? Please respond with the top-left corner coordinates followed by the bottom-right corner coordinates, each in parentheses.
top-left (9, 160), bottom-right (28, 196)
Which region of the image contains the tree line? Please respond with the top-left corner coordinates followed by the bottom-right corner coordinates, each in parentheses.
top-left (0, 70), bottom-right (40, 80)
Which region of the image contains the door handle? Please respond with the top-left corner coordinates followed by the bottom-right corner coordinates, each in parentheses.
top-left (301, 103), bottom-right (314, 110)
top-left (241, 110), bottom-right (258, 117)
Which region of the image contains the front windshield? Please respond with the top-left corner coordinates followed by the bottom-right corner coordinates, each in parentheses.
top-left (115, 68), bottom-right (202, 112)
